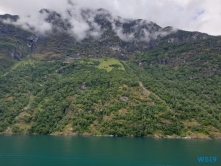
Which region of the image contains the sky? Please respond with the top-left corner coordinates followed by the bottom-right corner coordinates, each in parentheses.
top-left (0, 0), bottom-right (221, 36)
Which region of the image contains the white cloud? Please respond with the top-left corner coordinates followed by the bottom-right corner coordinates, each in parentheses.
top-left (12, 11), bottom-right (52, 35)
top-left (0, 0), bottom-right (220, 36)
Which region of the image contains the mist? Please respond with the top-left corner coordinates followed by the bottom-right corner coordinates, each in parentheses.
top-left (2, 1), bottom-right (177, 42)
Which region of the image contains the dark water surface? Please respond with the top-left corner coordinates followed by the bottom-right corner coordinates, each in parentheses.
top-left (0, 135), bottom-right (220, 166)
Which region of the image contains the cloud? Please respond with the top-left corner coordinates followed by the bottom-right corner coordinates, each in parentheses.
top-left (0, 0), bottom-right (220, 37)
top-left (2, 3), bottom-right (103, 40)
top-left (1, 1), bottom-right (175, 42)
top-left (9, 11), bottom-right (53, 35)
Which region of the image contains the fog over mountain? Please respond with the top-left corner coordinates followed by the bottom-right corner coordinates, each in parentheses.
top-left (0, 1), bottom-right (211, 61)
top-left (2, 2), bottom-right (176, 42)
top-left (0, 0), bottom-right (221, 36)
top-left (1, 0), bottom-right (221, 140)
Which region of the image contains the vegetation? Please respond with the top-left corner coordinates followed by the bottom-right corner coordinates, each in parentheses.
top-left (0, 20), bottom-right (221, 139)
top-left (97, 58), bottom-right (125, 72)
top-left (29, 53), bottom-right (65, 61)
top-left (0, 57), bottom-right (177, 137)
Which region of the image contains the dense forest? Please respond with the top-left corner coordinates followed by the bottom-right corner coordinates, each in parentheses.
top-left (0, 11), bottom-right (221, 139)
top-left (0, 35), bottom-right (221, 139)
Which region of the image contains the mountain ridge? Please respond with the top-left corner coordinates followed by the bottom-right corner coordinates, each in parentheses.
top-left (0, 8), bottom-right (221, 139)
top-left (0, 8), bottom-right (211, 62)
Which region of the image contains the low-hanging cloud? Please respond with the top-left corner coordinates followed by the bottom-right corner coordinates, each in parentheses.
top-left (11, 11), bottom-right (53, 35)
top-left (2, 1), bottom-right (177, 42)
top-left (2, 2), bottom-right (104, 40)
top-left (1, 0), bottom-right (220, 36)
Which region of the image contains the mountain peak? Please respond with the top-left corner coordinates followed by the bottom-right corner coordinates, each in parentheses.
top-left (0, 7), bottom-right (211, 61)
top-left (0, 14), bottom-right (19, 22)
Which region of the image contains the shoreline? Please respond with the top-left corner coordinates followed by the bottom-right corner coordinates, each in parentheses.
top-left (0, 132), bottom-right (220, 140)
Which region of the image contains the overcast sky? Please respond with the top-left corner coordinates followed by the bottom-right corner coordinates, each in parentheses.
top-left (0, 0), bottom-right (221, 36)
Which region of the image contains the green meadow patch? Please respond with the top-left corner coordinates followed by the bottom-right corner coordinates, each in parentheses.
top-left (97, 58), bottom-right (125, 72)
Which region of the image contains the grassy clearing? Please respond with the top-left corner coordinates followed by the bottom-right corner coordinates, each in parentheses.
top-left (97, 58), bottom-right (125, 72)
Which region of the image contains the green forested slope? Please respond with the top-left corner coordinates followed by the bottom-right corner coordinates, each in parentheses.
top-left (130, 37), bottom-right (221, 139)
top-left (0, 36), bottom-right (221, 139)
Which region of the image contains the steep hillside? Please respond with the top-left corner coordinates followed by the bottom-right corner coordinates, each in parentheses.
top-left (130, 37), bottom-right (221, 139)
top-left (0, 51), bottom-right (221, 139)
top-left (0, 58), bottom-right (177, 137)
top-left (0, 8), bottom-right (221, 139)
top-left (0, 9), bottom-right (209, 62)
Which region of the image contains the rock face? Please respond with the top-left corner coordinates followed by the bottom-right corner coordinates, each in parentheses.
top-left (119, 96), bottom-right (128, 102)
top-left (0, 15), bottom-right (34, 60)
top-left (80, 84), bottom-right (87, 90)
top-left (7, 49), bottom-right (24, 60)
top-left (0, 8), bottom-right (212, 61)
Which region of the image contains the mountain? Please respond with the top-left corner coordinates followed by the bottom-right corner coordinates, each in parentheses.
top-left (0, 8), bottom-right (209, 61)
top-left (0, 8), bottom-right (221, 139)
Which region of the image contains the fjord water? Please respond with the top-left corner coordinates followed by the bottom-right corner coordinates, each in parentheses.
top-left (0, 135), bottom-right (220, 166)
